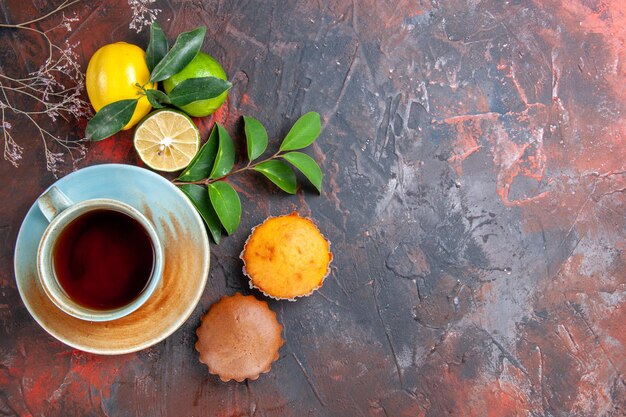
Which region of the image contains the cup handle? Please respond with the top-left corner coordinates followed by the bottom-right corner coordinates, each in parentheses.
top-left (37, 186), bottom-right (73, 222)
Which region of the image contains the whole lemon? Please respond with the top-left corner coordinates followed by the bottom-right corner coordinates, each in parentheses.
top-left (163, 52), bottom-right (228, 117)
top-left (86, 42), bottom-right (155, 130)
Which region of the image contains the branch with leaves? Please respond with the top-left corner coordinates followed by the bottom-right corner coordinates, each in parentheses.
top-left (86, 23), bottom-right (231, 141)
top-left (174, 112), bottom-right (323, 243)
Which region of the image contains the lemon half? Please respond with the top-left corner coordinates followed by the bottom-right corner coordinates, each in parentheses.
top-left (133, 109), bottom-right (200, 172)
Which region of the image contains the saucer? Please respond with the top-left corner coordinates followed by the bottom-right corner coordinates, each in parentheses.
top-left (14, 164), bottom-right (210, 354)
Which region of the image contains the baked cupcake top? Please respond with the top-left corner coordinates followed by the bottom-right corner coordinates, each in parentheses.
top-left (241, 213), bottom-right (332, 300)
top-left (195, 293), bottom-right (283, 382)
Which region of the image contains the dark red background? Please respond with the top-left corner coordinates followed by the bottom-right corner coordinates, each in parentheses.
top-left (1, 0), bottom-right (625, 416)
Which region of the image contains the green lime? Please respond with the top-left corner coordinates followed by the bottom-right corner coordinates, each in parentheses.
top-left (163, 52), bottom-right (228, 117)
top-left (134, 109), bottom-right (200, 172)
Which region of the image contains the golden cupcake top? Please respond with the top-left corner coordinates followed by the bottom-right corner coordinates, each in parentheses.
top-left (195, 293), bottom-right (283, 382)
top-left (241, 213), bottom-right (332, 300)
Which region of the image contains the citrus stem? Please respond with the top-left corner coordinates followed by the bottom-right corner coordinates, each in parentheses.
top-left (172, 152), bottom-right (282, 186)
top-left (135, 83), bottom-right (155, 94)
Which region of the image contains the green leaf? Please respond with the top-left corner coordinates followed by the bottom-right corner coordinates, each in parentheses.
top-left (145, 89), bottom-right (171, 109)
top-left (169, 77), bottom-right (232, 107)
top-left (279, 111), bottom-right (321, 151)
top-left (145, 22), bottom-right (169, 72)
top-left (208, 181), bottom-right (241, 235)
top-left (243, 116), bottom-right (268, 161)
top-left (209, 124), bottom-right (235, 179)
top-left (177, 125), bottom-right (219, 181)
top-left (254, 160), bottom-right (297, 194)
top-left (149, 26), bottom-right (206, 82)
top-left (282, 152), bottom-right (323, 193)
top-left (179, 184), bottom-right (221, 244)
top-left (86, 99), bottom-right (138, 141)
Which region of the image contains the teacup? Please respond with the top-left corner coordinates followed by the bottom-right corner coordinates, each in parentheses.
top-left (37, 186), bottom-right (163, 322)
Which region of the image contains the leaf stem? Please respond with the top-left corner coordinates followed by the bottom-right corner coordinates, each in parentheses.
top-left (172, 151), bottom-right (282, 186)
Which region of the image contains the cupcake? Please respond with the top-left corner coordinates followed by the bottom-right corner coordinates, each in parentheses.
top-left (195, 293), bottom-right (283, 382)
top-left (241, 213), bottom-right (332, 300)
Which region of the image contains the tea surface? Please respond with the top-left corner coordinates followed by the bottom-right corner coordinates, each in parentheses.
top-left (53, 209), bottom-right (154, 310)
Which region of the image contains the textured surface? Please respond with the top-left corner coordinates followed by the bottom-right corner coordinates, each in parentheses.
top-left (1, 0), bottom-right (625, 416)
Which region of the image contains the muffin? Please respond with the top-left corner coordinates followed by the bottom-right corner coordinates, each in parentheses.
top-left (241, 213), bottom-right (332, 300)
top-left (195, 293), bottom-right (283, 382)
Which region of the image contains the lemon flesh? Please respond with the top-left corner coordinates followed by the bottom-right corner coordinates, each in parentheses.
top-left (134, 110), bottom-right (200, 172)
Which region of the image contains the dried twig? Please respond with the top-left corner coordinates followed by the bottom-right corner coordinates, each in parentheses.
top-left (128, 0), bottom-right (161, 33)
top-left (0, 0), bottom-right (90, 176)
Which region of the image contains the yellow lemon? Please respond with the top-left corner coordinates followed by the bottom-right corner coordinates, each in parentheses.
top-left (86, 42), bottom-right (155, 130)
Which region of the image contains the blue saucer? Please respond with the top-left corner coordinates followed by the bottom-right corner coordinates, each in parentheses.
top-left (14, 164), bottom-right (210, 354)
